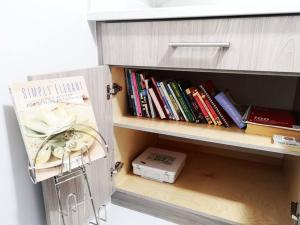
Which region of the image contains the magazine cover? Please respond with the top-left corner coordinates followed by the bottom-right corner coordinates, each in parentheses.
top-left (9, 76), bottom-right (106, 182)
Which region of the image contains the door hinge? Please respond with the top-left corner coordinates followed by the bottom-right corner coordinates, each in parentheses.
top-left (107, 83), bottom-right (122, 100)
top-left (291, 201), bottom-right (299, 224)
top-left (111, 161), bottom-right (124, 177)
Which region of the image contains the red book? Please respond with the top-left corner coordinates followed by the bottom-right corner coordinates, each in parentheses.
top-left (192, 89), bottom-right (213, 125)
top-left (247, 106), bottom-right (295, 128)
top-left (199, 83), bottom-right (232, 128)
top-left (199, 89), bottom-right (222, 126)
top-left (150, 77), bottom-right (168, 117)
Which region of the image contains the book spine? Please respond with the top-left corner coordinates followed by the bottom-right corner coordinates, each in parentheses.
top-left (125, 70), bottom-right (135, 116)
top-left (177, 82), bottom-right (199, 123)
top-left (149, 88), bottom-right (166, 119)
top-left (145, 79), bottom-right (156, 118)
top-left (160, 82), bottom-right (180, 121)
top-left (192, 89), bottom-right (213, 124)
top-left (136, 72), bottom-right (145, 117)
top-left (167, 83), bottom-right (188, 121)
top-left (165, 83), bottom-right (185, 121)
top-left (157, 82), bottom-right (174, 120)
top-left (140, 89), bottom-right (150, 118)
top-left (185, 88), bottom-right (206, 123)
top-left (199, 85), bottom-right (228, 127)
top-left (215, 92), bottom-right (246, 129)
top-left (170, 81), bottom-right (195, 122)
top-left (151, 77), bottom-right (168, 117)
top-left (131, 71), bottom-right (142, 117)
top-left (129, 70), bottom-right (138, 116)
top-left (199, 90), bottom-right (218, 125)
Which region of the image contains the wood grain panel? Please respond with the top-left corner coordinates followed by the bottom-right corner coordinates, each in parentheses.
top-left (115, 143), bottom-right (291, 225)
top-left (112, 191), bottom-right (234, 225)
top-left (114, 116), bottom-right (300, 156)
top-left (100, 16), bottom-right (300, 74)
top-left (29, 66), bottom-right (113, 225)
top-left (284, 155), bottom-right (300, 207)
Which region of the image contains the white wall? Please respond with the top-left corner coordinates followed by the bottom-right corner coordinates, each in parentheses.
top-left (0, 1), bottom-right (98, 225)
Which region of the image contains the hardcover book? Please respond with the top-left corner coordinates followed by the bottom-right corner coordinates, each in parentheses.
top-left (125, 69), bottom-right (136, 115)
top-left (149, 88), bottom-right (167, 119)
top-left (165, 82), bottom-right (185, 121)
top-left (151, 77), bottom-right (168, 117)
top-left (177, 81), bottom-right (199, 123)
top-left (167, 83), bottom-right (188, 121)
top-left (185, 88), bottom-right (206, 123)
top-left (215, 92), bottom-right (246, 129)
top-left (10, 76), bottom-right (106, 182)
top-left (198, 89), bottom-right (220, 126)
top-left (169, 81), bottom-right (195, 122)
top-left (160, 82), bottom-right (180, 121)
top-left (199, 84), bottom-right (231, 127)
top-left (246, 106), bottom-right (296, 128)
top-left (138, 73), bottom-right (150, 118)
top-left (131, 71), bottom-right (142, 117)
top-left (157, 82), bottom-right (174, 120)
top-left (141, 75), bottom-right (156, 118)
top-left (130, 70), bottom-right (142, 116)
top-left (192, 89), bottom-right (213, 125)
top-left (244, 105), bottom-right (300, 137)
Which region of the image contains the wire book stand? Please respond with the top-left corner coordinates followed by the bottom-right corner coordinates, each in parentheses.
top-left (28, 124), bottom-right (109, 225)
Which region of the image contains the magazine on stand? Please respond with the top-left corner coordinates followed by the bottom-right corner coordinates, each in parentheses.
top-left (9, 76), bottom-right (106, 182)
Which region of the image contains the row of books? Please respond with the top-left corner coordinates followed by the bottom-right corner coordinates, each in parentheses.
top-left (125, 69), bottom-right (246, 129)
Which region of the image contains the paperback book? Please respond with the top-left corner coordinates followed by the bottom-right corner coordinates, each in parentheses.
top-left (10, 76), bottom-right (106, 182)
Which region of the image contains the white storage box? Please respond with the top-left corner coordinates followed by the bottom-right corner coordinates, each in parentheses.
top-left (132, 147), bottom-right (186, 183)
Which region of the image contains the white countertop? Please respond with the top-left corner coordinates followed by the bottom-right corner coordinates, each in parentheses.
top-left (88, 1), bottom-right (300, 21)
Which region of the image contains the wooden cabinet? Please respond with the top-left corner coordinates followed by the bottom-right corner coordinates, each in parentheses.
top-left (31, 15), bottom-right (300, 225)
top-left (101, 16), bottom-right (300, 73)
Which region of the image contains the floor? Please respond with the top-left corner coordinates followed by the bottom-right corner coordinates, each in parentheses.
top-left (103, 203), bottom-right (177, 225)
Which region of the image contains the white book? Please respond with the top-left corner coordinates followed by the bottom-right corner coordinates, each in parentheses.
top-left (167, 83), bottom-right (188, 121)
top-left (160, 82), bottom-right (180, 121)
top-left (149, 88), bottom-right (166, 119)
top-left (157, 84), bottom-right (173, 119)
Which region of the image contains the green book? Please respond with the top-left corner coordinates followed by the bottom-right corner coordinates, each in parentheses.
top-left (169, 81), bottom-right (195, 122)
top-left (163, 81), bottom-right (184, 121)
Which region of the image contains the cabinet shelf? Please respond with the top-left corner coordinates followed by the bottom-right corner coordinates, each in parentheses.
top-left (113, 116), bottom-right (300, 156)
top-left (115, 149), bottom-right (290, 225)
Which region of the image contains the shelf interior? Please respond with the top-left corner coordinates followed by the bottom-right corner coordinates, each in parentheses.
top-left (111, 67), bottom-right (300, 156)
top-left (113, 128), bottom-right (295, 225)
top-left (114, 116), bottom-right (300, 156)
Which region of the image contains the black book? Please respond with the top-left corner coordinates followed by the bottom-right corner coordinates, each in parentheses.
top-left (125, 69), bottom-right (135, 115)
top-left (184, 86), bottom-right (206, 123)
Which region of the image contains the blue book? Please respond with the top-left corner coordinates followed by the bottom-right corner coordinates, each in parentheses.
top-left (215, 92), bottom-right (246, 129)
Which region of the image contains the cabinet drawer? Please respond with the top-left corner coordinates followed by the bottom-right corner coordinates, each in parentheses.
top-left (100, 16), bottom-right (300, 73)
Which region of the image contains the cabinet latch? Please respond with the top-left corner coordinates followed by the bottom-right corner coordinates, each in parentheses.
top-left (291, 201), bottom-right (299, 224)
top-left (111, 161), bottom-right (124, 177)
top-left (107, 83), bottom-right (122, 100)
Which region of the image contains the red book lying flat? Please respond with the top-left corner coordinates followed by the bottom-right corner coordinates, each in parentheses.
top-left (247, 106), bottom-right (295, 128)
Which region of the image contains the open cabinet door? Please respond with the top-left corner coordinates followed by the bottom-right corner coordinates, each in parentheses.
top-left (29, 66), bottom-right (113, 225)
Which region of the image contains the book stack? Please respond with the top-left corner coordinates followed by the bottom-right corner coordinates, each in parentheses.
top-left (244, 106), bottom-right (300, 138)
top-left (125, 69), bottom-right (246, 129)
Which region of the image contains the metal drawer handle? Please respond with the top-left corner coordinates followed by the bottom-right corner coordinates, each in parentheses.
top-left (168, 42), bottom-right (230, 48)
